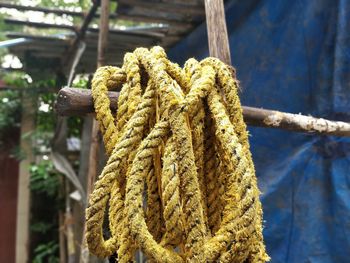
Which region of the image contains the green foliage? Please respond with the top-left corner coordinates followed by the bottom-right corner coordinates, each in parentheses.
top-left (0, 12), bottom-right (22, 36)
top-left (0, 90), bottom-right (21, 130)
top-left (32, 241), bottom-right (59, 263)
top-left (0, 2), bottom-right (96, 262)
top-left (0, 14), bottom-right (6, 41)
top-left (37, 92), bottom-right (56, 133)
top-left (30, 161), bottom-right (60, 197)
top-left (68, 116), bottom-right (83, 137)
top-left (2, 71), bottom-right (31, 88)
top-left (72, 74), bottom-right (89, 89)
top-left (29, 158), bottom-right (61, 263)
top-left (0, 72), bottom-right (32, 148)
top-left (30, 222), bottom-right (54, 234)
top-left (39, 0), bottom-right (91, 10)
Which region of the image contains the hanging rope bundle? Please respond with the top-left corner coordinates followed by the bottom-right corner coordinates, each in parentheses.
top-left (85, 46), bottom-right (269, 263)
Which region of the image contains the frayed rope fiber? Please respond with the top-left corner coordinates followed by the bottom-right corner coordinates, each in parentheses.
top-left (85, 46), bottom-right (269, 263)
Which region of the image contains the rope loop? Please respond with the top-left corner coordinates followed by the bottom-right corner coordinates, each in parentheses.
top-left (86, 46), bottom-right (269, 263)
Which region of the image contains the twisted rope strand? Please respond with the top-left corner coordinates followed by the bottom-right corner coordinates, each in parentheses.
top-left (86, 46), bottom-right (269, 262)
top-left (160, 137), bottom-right (183, 247)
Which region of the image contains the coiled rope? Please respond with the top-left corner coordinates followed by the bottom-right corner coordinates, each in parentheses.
top-left (86, 46), bottom-right (269, 263)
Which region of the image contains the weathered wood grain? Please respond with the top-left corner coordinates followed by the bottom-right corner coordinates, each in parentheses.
top-left (55, 87), bottom-right (119, 116)
top-left (204, 0), bottom-right (231, 65)
top-left (55, 87), bottom-right (350, 137)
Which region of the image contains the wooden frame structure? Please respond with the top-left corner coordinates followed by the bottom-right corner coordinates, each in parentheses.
top-left (52, 0), bottom-right (350, 137)
top-left (2, 0), bottom-right (204, 73)
top-left (1, 0), bottom-right (350, 262)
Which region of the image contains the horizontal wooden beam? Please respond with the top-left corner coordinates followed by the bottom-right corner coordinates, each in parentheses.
top-left (118, 0), bottom-right (205, 16)
top-left (55, 87), bottom-right (350, 137)
top-left (4, 18), bottom-right (74, 31)
top-left (3, 18), bottom-right (164, 39)
top-left (116, 13), bottom-right (194, 29)
top-left (0, 3), bottom-right (180, 31)
top-left (0, 2), bottom-right (118, 19)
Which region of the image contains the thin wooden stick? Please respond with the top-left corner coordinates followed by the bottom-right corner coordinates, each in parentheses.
top-left (243, 107), bottom-right (350, 136)
top-left (55, 87), bottom-right (350, 137)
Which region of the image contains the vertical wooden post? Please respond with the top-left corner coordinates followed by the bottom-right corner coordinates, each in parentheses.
top-left (204, 0), bottom-right (231, 63)
top-left (59, 198), bottom-right (67, 263)
top-left (85, 120), bottom-right (99, 200)
top-left (15, 96), bottom-right (36, 263)
top-left (80, 1), bottom-right (110, 262)
top-left (97, 0), bottom-right (109, 68)
top-left (86, 0), bottom-right (109, 209)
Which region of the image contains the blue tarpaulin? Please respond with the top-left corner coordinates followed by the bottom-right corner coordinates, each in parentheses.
top-left (169, 0), bottom-right (350, 262)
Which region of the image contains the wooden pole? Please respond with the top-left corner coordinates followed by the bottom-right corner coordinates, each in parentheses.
top-left (80, 1), bottom-right (110, 262)
top-left (97, 0), bottom-right (109, 68)
top-left (63, 0), bottom-right (101, 69)
top-left (56, 87), bottom-right (119, 116)
top-left (76, 0), bottom-right (101, 39)
top-left (48, 2), bottom-right (100, 262)
top-left (55, 87), bottom-right (350, 137)
top-left (204, 0), bottom-right (231, 64)
top-left (15, 96), bottom-right (36, 263)
top-left (86, 0), bottom-right (109, 213)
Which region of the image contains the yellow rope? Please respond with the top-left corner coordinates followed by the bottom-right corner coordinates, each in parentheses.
top-left (86, 46), bottom-right (270, 262)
